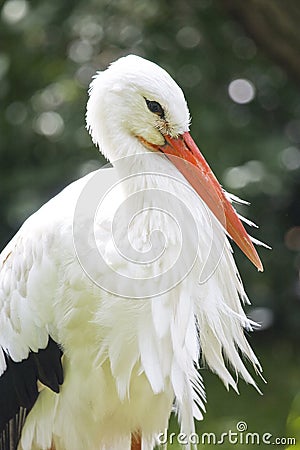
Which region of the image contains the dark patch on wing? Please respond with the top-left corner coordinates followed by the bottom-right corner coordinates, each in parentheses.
top-left (0, 409), bottom-right (27, 450)
top-left (0, 338), bottom-right (63, 450)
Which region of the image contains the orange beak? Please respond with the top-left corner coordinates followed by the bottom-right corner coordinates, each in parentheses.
top-left (159, 131), bottom-right (263, 271)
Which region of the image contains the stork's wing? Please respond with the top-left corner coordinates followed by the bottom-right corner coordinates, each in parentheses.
top-left (0, 167), bottom-right (116, 449)
top-left (0, 336), bottom-right (63, 424)
top-left (0, 408), bottom-right (27, 450)
top-left (0, 215), bottom-right (65, 449)
top-left (0, 339), bottom-right (63, 450)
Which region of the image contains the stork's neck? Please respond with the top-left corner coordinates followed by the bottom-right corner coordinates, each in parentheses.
top-left (99, 131), bottom-right (188, 201)
top-left (111, 150), bottom-right (186, 198)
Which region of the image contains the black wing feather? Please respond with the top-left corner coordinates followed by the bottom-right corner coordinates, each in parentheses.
top-left (0, 337), bottom-right (63, 450)
top-left (0, 409), bottom-right (27, 450)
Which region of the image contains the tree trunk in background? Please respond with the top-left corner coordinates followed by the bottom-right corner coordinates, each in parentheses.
top-left (223, 0), bottom-right (300, 85)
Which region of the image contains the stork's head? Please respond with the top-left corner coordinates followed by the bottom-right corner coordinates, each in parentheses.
top-left (86, 54), bottom-right (263, 271)
top-left (86, 54), bottom-right (190, 158)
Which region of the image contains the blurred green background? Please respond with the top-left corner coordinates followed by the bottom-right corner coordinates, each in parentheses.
top-left (1, 0), bottom-right (300, 448)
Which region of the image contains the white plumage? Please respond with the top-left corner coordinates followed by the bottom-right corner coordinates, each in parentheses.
top-left (0, 55), bottom-right (263, 450)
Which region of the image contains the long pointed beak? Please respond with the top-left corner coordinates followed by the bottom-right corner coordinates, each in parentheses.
top-left (159, 132), bottom-right (263, 271)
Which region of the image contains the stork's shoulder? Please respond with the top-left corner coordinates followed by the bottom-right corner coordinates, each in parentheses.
top-left (0, 170), bottom-right (96, 299)
top-left (0, 166), bottom-right (117, 259)
top-left (29, 166), bottom-right (118, 228)
top-left (0, 167), bottom-right (116, 366)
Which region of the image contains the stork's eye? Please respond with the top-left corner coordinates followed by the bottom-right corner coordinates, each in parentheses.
top-left (145, 99), bottom-right (164, 118)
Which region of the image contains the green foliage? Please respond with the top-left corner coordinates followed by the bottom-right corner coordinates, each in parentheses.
top-left (287, 391), bottom-right (300, 449)
top-left (1, 0), bottom-right (300, 445)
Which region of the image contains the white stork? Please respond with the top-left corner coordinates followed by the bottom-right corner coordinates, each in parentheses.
top-left (0, 55), bottom-right (264, 450)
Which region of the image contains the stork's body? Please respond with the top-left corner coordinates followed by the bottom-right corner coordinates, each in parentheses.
top-left (0, 55), bottom-right (263, 450)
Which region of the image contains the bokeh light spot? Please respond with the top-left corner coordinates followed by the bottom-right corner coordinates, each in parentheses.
top-left (176, 26), bottom-right (201, 49)
top-left (244, 160), bottom-right (265, 182)
top-left (280, 146), bottom-right (300, 171)
top-left (285, 227), bottom-right (300, 252)
top-left (224, 160), bottom-right (265, 189)
top-left (248, 307), bottom-right (274, 331)
top-left (34, 111), bottom-right (64, 137)
top-left (5, 101), bottom-right (27, 125)
top-left (228, 78), bottom-right (255, 104)
top-left (224, 166), bottom-right (247, 189)
top-left (73, 18), bottom-right (104, 44)
top-left (1, 0), bottom-right (28, 24)
top-left (285, 120), bottom-right (300, 144)
top-left (68, 39), bottom-right (93, 63)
